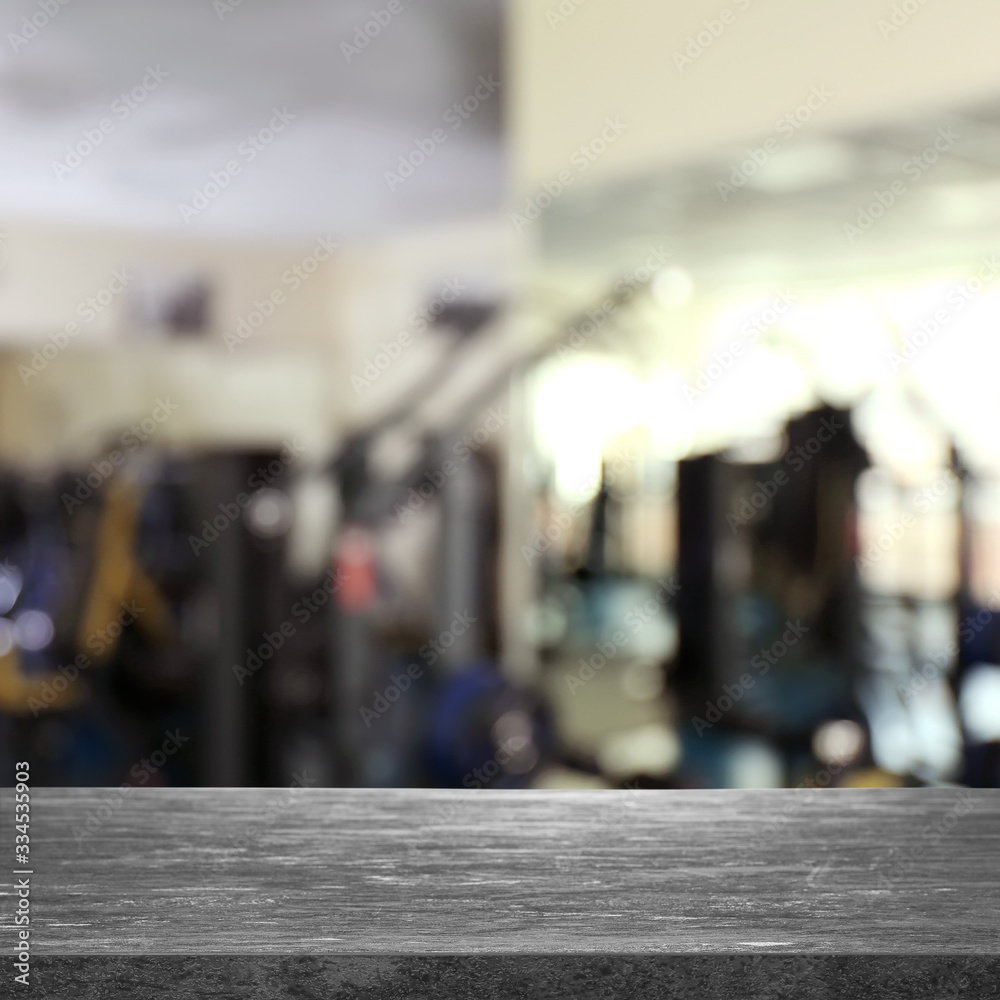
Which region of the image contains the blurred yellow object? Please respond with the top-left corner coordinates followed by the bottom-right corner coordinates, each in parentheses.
top-left (840, 768), bottom-right (905, 788)
top-left (0, 649), bottom-right (79, 714)
top-left (0, 481), bottom-right (176, 716)
top-left (77, 480), bottom-right (172, 661)
top-left (531, 765), bottom-right (612, 790)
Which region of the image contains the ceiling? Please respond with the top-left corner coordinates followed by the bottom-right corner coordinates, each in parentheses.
top-left (530, 96), bottom-right (1000, 472)
top-left (0, 0), bottom-right (503, 241)
top-left (540, 97), bottom-right (1000, 287)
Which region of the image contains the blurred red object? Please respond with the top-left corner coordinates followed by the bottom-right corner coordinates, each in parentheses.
top-left (334, 526), bottom-right (377, 615)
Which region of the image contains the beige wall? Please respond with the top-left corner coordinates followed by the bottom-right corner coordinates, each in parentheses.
top-left (0, 220), bottom-right (343, 465)
top-left (0, 214), bottom-right (513, 467)
top-left (510, 0), bottom-right (1000, 193)
top-left (0, 219), bottom-right (331, 345)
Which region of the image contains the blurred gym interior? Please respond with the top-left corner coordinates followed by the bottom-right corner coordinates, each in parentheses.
top-left (1, 1), bottom-right (999, 792)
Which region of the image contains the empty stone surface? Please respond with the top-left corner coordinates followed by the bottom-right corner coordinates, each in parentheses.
top-left (5, 787), bottom-right (997, 956)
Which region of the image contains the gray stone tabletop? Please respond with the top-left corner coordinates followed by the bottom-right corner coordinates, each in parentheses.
top-left (2, 787), bottom-right (998, 997)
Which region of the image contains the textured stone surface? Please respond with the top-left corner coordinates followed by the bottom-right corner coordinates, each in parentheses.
top-left (28, 955), bottom-right (1000, 1000)
top-left (3, 788), bottom-right (998, 996)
